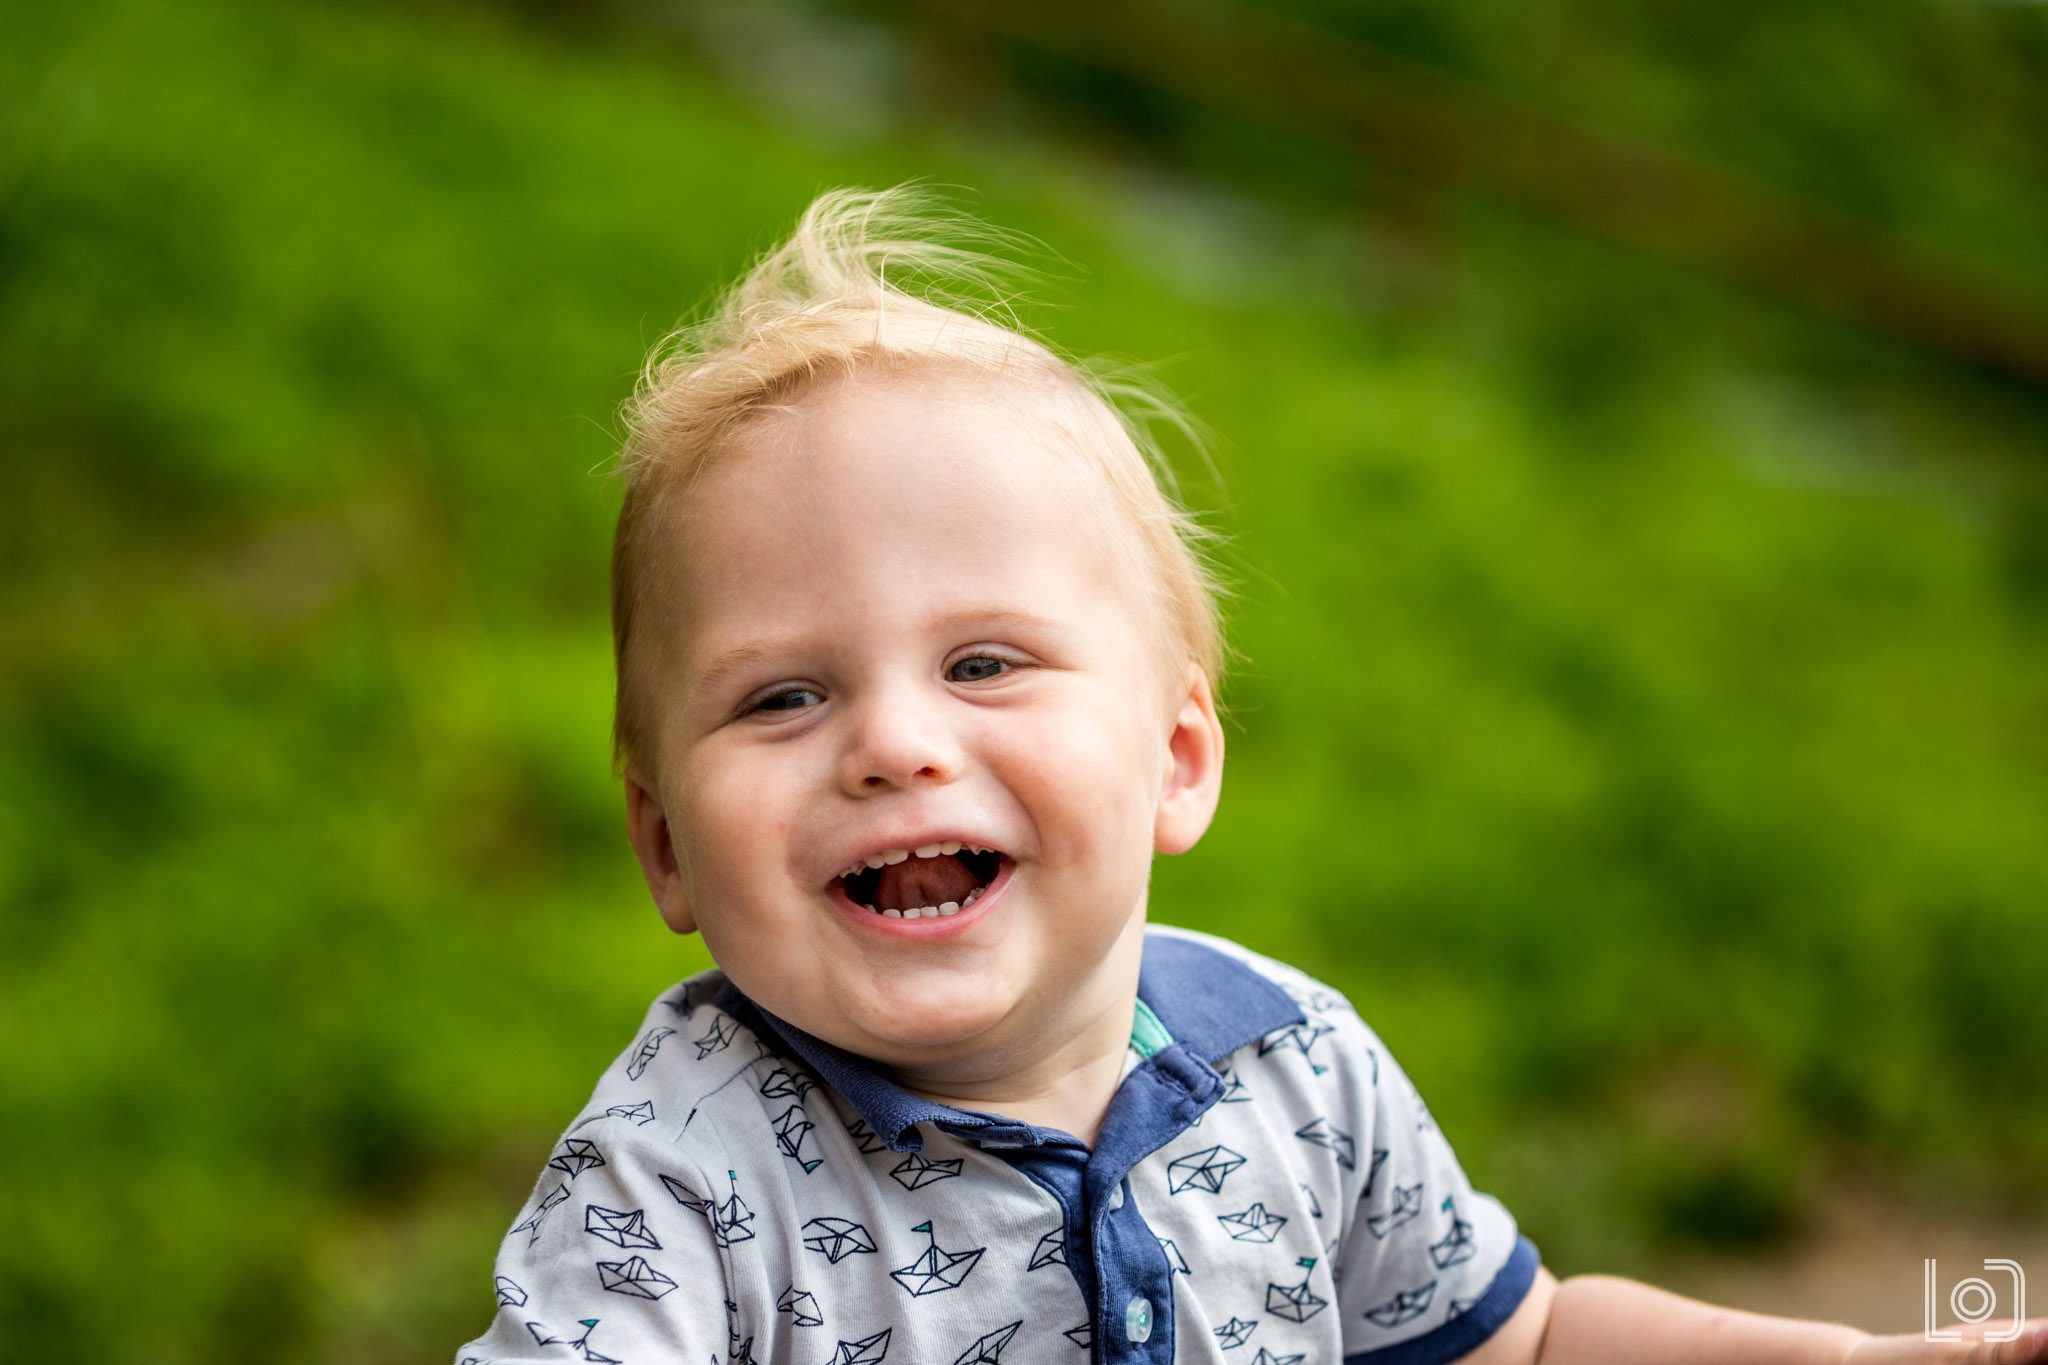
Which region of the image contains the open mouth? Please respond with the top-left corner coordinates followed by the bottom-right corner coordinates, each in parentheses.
top-left (833, 843), bottom-right (1008, 919)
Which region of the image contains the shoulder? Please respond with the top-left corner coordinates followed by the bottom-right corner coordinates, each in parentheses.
top-left (561, 965), bottom-right (791, 1171)
top-left (1142, 923), bottom-right (1401, 1106)
top-left (1144, 922), bottom-right (1358, 1013)
top-left (1142, 922), bottom-right (1379, 1045)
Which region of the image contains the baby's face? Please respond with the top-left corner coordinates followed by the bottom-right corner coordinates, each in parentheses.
top-left (625, 369), bottom-right (1220, 1084)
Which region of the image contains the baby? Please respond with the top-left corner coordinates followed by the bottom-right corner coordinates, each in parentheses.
top-left (456, 189), bottom-right (2044, 1365)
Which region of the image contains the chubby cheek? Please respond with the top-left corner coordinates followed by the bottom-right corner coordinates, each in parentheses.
top-left (670, 753), bottom-right (796, 905)
top-left (1002, 714), bottom-right (1159, 873)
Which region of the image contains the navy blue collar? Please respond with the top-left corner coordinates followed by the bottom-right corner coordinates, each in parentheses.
top-left (713, 928), bottom-right (1304, 1153)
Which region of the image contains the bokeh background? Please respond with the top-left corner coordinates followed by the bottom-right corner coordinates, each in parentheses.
top-left (5, 0), bottom-right (2046, 1359)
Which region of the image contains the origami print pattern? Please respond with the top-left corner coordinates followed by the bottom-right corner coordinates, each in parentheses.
top-left (1362, 1147), bottom-right (1390, 1198)
top-left (512, 1182), bottom-right (570, 1247)
top-left (1363, 1280), bottom-right (1437, 1329)
top-left (549, 1139), bottom-right (606, 1179)
top-left (1167, 1143), bottom-right (1247, 1195)
top-left (1447, 1296), bottom-right (1479, 1320)
top-left (599, 1255), bottom-right (677, 1300)
top-left (605, 1100), bottom-right (656, 1126)
top-left (951, 1320), bottom-right (1021, 1364)
top-left (759, 1066), bottom-right (817, 1102)
top-left (625, 1026), bottom-right (675, 1081)
top-left (693, 1013), bottom-right (738, 1060)
top-left (1027, 1227), bottom-right (1065, 1271)
top-left (774, 1104), bottom-right (822, 1173)
top-left (707, 1172), bottom-right (757, 1247)
top-left (1158, 1236), bottom-right (1190, 1275)
top-left (803, 1216), bottom-right (876, 1264)
top-left (664, 1171), bottom-right (756, 1239)
top-left (494, 1275), bottom-right (528, 1307)
top-left (1251, 1351), bottom-right (1306, 1365)
top-left (889, 1220), bottom-right (983, 1297)
top-left (584, 1204), bottom-right (662, 1250)
top-left (723, 1298), bottom-right (760, 1365)
top-left (1367, 1182), bottom-right (1423, 1239)
top-left (825, 1327), bottom-right (891, 1364)
top-left (1298, 1182), bottom-right (1324, 1218)
top-left (1213, 1315), bottom-right (1258, 1348)
top-left (1217, 1068), bottom-right (1251, 1104)
top-left (525, 1316), bottom-right (623, 1364)
top-left (1294, 1117), bottom-right (1356, 1170)
top-left (889, 1153), bottom-right (962, 1191)
top-left (1258, 1021), bottom-right (1335, 1069)
top-left (1430, 1196), bottom-right (1476, 1270)
top-left (1217, 1202), bottom-right (1287, 1243)
top-left (1063, 1323), bottom-right (1092, 1349)
top-left (844, 1118), bottom-right (888, 1155)
top-left (776, 1285), bottom-right (824, 1327)
top-left (1264, 1257), bottom-right (1328, 1324)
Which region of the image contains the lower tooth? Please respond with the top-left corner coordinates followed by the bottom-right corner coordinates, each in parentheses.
top-left (964, 888), bottom-right (981, 905)
top-left (882, 908), bottom-right (903, 919)
top-left (938, 902), bottom-right (959, 916)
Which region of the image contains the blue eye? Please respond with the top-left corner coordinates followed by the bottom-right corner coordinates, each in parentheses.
top-left (750, 687), bottom-right (823, 714)
top-left (948, 655), bottom-right (1011, 683)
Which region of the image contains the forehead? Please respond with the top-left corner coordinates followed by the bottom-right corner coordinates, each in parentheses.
top-left (657, 369), bottom-right (1152, 666)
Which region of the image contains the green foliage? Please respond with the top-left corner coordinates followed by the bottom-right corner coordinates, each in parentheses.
top-left (3, 0), bottom-right (2044, 1357)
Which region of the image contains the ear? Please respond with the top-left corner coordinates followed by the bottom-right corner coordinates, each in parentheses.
top-left (624, 767), bottom-right (698, 935)
top-left (1154, 664), bottom-right (1226, 856)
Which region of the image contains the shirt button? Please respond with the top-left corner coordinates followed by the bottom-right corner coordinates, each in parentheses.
top-left (1108, 1182), bottom-right (1126, 1211)
top-left (1124, 1295), bottom-right (1153, 1344)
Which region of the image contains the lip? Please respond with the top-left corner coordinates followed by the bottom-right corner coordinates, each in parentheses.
top-left (827, 856), bottom-right (1016, 939)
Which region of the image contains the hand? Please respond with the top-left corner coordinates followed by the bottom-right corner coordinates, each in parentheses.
top-left (1843, 1320), bottom-right (2048, 1365)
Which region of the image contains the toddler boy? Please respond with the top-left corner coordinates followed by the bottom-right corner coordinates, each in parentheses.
top-left (456, 189), bottom-right (2044, 1365)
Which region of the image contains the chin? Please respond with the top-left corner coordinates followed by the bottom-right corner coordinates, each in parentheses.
top-left (841, 985), bottom-right (1015, 1060)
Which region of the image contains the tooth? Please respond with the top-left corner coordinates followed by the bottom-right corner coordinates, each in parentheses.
top-left (964, 888), bottom-right (981, 905)
top-left (938, 901), bottom-right (959, 916)
top-left (924, 906), bottom-right (943, 918)
top-left (940, 840), bottom-right (961, 855)
top-left (882, 908), bottom-right (903, 919)
top-left (910, 843), bottom-right (937, 859)
top-left (864, 853), bottom-right (887, 869)
top-left (881, 849), bottom-right (909, 865)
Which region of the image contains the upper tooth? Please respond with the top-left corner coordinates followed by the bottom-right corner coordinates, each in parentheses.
top-left (914, 843), bottom-right (941, 859)
top-left (940, 841), bottom-right (961, 855)
top-left (882, 849), bottom-right (909, 865)
top-left (863, 853), bottom-right (888, 870)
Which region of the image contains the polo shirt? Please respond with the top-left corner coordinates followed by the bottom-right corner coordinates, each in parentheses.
top-left (455, 925), bottom-right (1540, 1364)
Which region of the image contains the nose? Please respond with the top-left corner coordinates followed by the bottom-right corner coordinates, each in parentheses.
top-left (838, 678), bottom-right (961, 794)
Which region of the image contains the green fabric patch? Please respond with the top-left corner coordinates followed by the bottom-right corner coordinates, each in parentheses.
top-left (1129, 998), bottom-right (1172, 1059)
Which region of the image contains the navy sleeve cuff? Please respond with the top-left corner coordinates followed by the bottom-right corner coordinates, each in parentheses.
top-left (1344, 1235), bottom-right (1542, 1365)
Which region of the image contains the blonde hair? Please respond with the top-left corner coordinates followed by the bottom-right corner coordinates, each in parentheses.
top-left (608, 186), bottom-right (1229, 780)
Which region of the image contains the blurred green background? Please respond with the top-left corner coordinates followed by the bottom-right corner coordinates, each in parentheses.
top-left (5, 0), bottom-right (2046, 1359)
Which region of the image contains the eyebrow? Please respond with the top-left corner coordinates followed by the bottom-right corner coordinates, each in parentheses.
top-left (690, 608), bottom-right (1069, 695)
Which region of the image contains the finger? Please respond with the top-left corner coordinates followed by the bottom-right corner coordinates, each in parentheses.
top-left (1989, 1319), bottom-right (2048, 1364)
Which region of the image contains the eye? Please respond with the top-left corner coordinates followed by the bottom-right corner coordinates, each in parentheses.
top-left (746, 686), bottom-right (823, 715)
top-left (947, 653), bottom-right (1015, 684)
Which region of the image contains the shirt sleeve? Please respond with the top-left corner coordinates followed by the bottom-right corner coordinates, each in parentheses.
top-left (1336, 1028), bottom-right (1540, 1364)
top-left (452, 1116), bottom-right (731, 1365)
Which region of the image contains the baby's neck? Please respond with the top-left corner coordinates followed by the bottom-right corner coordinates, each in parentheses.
top-left (887, 992), bottom-right (1137, 1148)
